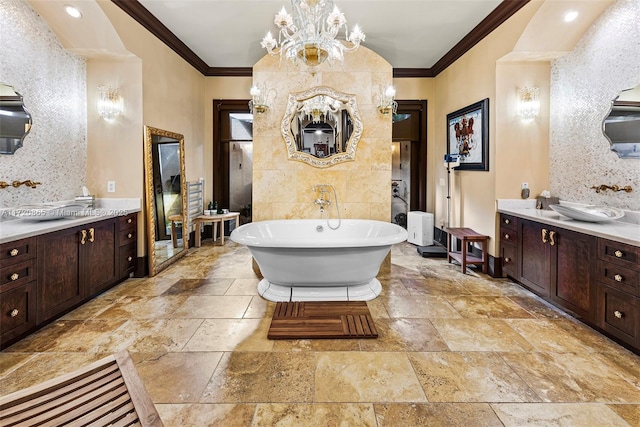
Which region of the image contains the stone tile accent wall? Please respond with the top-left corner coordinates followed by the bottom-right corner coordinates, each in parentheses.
top-left (0, 0), bottom-right (86, 208)
top-left (252, 47), bottom-right (393, 221)
top-left (550, 0), bottom-right (639, 210)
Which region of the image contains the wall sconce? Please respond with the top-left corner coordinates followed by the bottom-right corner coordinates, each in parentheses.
top-left (97, 86), bottom-right (123, 121)
top-left (517, 86), bottom-right (540, 119)
top-left (377, 85), bottom-right (397, 115)
top-left (248, 83), bottom-right (274, 114)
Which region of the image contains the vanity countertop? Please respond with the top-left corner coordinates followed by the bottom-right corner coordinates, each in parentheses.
top-left (497, 200), bottom-right (640, 247)
top-left (0, 198), bottom-right (141, 244)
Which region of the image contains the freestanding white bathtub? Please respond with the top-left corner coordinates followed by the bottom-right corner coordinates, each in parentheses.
top-left (230, 219), bottom-right (408, 301)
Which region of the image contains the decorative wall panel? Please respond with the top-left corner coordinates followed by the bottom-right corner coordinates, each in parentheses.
top-left (0, 0), bottom-right (86, 208)
top-left (550, 0), bottom-right (639, 210)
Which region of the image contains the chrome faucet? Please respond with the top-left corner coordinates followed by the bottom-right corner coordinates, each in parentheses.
top-left (312, 185), bottom-right (332, 213)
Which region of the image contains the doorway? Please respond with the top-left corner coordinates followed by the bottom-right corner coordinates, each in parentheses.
top-left (212, 100), bottom-right (253, 224)
top-left (392, 100), bottom-right (428, 227)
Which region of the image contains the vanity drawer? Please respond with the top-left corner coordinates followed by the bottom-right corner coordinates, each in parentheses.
top-left (500, 228), bottom-right (518, 246)
top-left (598, 260), bottom-right (639, 297)
top-left (119, 244), bottom-right (136, 276)
top-left (1, 237), bottom-right (36, 265)
top-left (598, 239), bottom-right (639, 269)
top-left (597, 283), bottom-right (639, 347)
top-left (1, 258), bottom-right (36, 290)
top-left (501, 244), bottom-right (518, 277)
top-left (119, 213), bottom-right (137, 231)
top-left (1, 281), bottom-right (36, 346)
top-left (119, 229), bottom-right (137, 246)
top-left (500, 214), bottom-right (518, 231)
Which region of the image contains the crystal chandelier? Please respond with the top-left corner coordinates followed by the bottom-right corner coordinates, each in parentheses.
top-left (261, 0), bottom-right (365, 73)
top-left (300, 95), bottom-right (341, 123)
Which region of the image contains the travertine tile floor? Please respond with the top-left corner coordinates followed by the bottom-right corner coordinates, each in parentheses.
top-left (2, 241), bottom-right (640, 426)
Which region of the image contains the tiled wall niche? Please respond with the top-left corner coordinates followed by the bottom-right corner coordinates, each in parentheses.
top-left (550, 0), bottom-right (639, 210)
top-left (251, 47), bottom-right (393, 221)
top-left (0, 0), bottom-right (86, 208)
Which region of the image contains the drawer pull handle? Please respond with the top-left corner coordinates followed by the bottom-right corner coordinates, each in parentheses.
top-left (89, 227), bottom-right (95, 243)
top-left (614, 310), bottom-right (623, 319)
top-left (614, 250), bottom-right (623, 258)
top-left (127, 233), bottom-right (133, 239)
top-left (10, 309), bottom-right (19, 317)
top-left (10, 273), bottom-right (19, 281)
top-left (127, 218), bottom-right (132, 224)
top-left (80, 229), bottom-right (87, 245)
top-left (127, 256), bottom-right (133, 262)
top-left (549, 230), bottom-right (556, 246)
top-left (614, 274), bottom-right (623, 282)
top-left (504, 257), bottom-right (511, 263)
top-left (10, 249), bottom-right (19, 257)
top-left (504, 218), bottom-right (510, 225)
top-left (542, 229), bottom-right (548, 244)
top-left (504, 233), bottom-right (510, 240)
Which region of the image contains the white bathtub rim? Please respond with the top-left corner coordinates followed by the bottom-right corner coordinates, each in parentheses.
top-left (230, 219), bottom-right (408, 248)
top-left (257, 278), bottom-right (382, 302)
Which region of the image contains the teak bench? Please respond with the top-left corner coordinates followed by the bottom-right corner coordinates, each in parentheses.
top-left (445, 227), bottom-right (489, 274)
top-left (0, 350), bottom-right (163, 427)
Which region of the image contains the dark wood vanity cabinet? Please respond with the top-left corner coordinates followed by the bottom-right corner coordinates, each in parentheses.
top-left (509, 217), bottom-right (596, 321)
top-left (1, 238), bottom-right (37, 345)
top-left (518, 219), bottom-right (551, 298)
top-left (118, 214), bottom-right (137, 277)
top-left (596, 239), bottom-right (640, 348)
top-left (500, 213), bottom-right (638, 352)
top-left (37, 218), bottom-right (118, 323)
top-left (499, 214), bottom-right (518, 279)
top-left (1, 214), bottom-right (137, 348)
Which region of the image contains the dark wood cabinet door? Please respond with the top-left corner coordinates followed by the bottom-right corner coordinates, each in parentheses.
top-left (83, 219), bottom-right (118, 296)
top-left (37, 227), bottom-right (82, 323)
top-left (551, 228), bottom-right (595, 321)
top-left (519, 219), bottom-right (550, 297)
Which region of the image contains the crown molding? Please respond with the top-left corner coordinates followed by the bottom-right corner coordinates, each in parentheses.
top-left (112, 0), bottom-right (530, 78)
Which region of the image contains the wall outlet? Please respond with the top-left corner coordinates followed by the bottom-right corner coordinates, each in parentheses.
top-left (107, 181), bottom-right (116, 193)
top-left (439, 178), bottom-right (446, 187)
top-left (521, 182), bottom-right (529, 189)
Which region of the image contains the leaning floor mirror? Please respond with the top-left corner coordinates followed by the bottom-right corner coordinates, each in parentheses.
top-left (143, 126), bottom-right (188, 276)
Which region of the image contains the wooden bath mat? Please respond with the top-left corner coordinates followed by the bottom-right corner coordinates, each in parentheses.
top-left (267, 301), bottom-right (378, 339)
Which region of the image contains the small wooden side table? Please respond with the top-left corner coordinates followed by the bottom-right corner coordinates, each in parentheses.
top-left (167, 214), bottom-right (184, 248)
top-left (194, 212), bottom-right (240, 247)
top-left (445, 227), bottom-right (489, 274)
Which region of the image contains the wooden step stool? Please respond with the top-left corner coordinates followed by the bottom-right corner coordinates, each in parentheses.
top-left (445, 227), bottom-right (489, 274)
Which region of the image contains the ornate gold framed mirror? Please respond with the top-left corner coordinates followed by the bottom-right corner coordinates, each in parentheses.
top-left (143, 126), bottom-right (188, 276)
top-left (281, 86), bottom-right (363, 168)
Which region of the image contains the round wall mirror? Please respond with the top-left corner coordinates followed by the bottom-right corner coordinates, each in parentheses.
top-left (603, 83), bottom-right (640, 159)
top-left (281, 86), bottom-right (363, 168)
top-left (0, 83), bottom-right (32, 155)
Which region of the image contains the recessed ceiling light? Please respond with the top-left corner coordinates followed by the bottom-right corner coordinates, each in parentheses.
top-left (564, 10), bottom-right (578, 22)
top-left (65, 5), bottom-right (82, 19)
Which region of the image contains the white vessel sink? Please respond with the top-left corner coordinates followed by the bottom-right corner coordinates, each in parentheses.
top-left (549, 204), bottom-right (625, 223)
top-left (11, 203), bottom-right (87, 221)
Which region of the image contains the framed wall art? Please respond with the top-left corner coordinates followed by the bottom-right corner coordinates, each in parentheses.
top-left (446, 98), bottom-right (489, 171)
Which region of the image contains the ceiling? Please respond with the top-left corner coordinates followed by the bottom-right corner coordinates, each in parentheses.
top-left (113, 0), bottom-right (530, 77)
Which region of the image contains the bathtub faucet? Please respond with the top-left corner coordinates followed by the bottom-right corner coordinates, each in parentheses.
top-left (312, 184), bottom-right (332, 213)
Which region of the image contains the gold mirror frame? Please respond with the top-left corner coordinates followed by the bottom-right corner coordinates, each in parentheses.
top-left (143, 126), bottom-right (188, 276)
top-left (281, 86), bottom-right (363, 168)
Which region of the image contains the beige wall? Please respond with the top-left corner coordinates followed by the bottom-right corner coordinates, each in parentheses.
top-left (89, 1), bottom-right (207, 255)
top-left (495, 61), bottom-right (550, 200)
top-left (433, 2), bottom-right (545, 255)
top-left (251, 48), bottom-right (393, 221)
